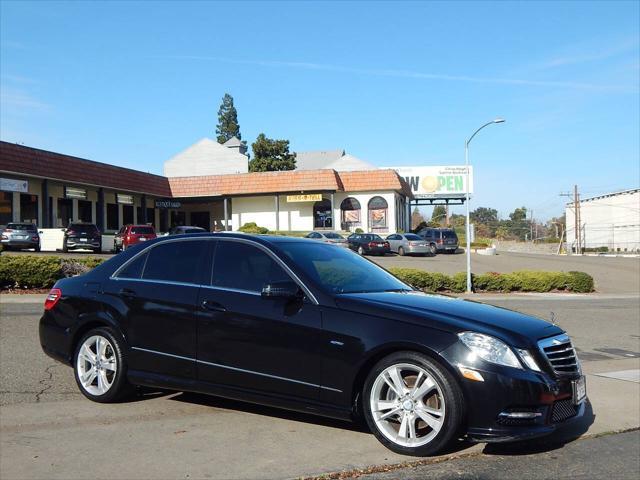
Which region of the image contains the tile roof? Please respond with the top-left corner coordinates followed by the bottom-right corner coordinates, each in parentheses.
top-left (338, 169), bottom-right (413, 197)
top-left (0, 141), bottom-right (172, 196)
top-left (1, 142), bottom-right (413, 199)
top-left (168, 169), bottom-right (341, 197)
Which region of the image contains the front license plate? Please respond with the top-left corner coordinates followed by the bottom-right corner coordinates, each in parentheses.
top-left (572, 376), bottom-right (586, 405)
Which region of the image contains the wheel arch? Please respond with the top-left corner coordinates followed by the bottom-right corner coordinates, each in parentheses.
top-left (350, 342), bottom-right (460, 419)
top-left (69, 312), bottom-right (128, 361)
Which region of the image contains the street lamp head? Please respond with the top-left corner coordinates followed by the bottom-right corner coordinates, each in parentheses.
top-left (493, 118), bottom-right (506, 124)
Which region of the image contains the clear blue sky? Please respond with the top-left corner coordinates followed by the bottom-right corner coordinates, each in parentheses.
top-left (1, 1), bottom-right (638, 220)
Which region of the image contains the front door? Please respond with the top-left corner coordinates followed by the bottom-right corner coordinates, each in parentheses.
top-left (197, 239), bottom-right (323, 401)
top-left (107, 238), bottom-right (210, 379)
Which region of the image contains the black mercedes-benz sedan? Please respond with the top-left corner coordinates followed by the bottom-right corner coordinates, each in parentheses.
top-left (39, 233), bottom-right (586, 456)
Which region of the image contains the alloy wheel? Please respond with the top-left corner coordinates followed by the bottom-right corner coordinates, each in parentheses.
top-left (76, 335), bottom-right (117, 396)
top-left (370, 363), bottom-right (445, 448)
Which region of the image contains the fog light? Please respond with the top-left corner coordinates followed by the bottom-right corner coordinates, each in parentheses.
top-left (498, 411), bottom-right (542, 419)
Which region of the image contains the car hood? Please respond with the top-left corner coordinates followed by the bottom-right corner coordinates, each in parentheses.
top-left (335, 291), bottom-right (562, 347)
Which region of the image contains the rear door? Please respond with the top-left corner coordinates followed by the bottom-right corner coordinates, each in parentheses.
top-left (108, 238), bottom-right (211, 380)
top-left (196, 239), bottom-right (323, 400)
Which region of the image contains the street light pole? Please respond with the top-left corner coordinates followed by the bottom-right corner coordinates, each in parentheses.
top-left (464, 118), bottom-right (505, 293)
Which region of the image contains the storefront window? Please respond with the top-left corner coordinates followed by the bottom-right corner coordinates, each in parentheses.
top-left (340, 197), bottom-right (361, 230)
top-left (20, 193), bottom-right (38, 224)
top-left (170, 211), bottom-right (186, 228)
top-left (146, 208), bottom-right (155, 227)
top-left (57, 198), bottom-right (73, 227)
top-left (106, 203), bottom-right (118, 230)
top-left (368, 196), bottom-right (388, 231)
top-left (78, 200), bottom-right (92, 223)
top-left (313, 199), bottom-right (332, 229)
top-left (122, 205), bottom-right (134, 225)
top-left (0, 192), bottom-right (12, 226)
top-left (159, 210), bottom-right (168, 232)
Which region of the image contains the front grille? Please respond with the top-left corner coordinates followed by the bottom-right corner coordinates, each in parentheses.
top-left (538, 334), bottom-right (579, 376)
top-left (551, 399), bottom-right (578, 422)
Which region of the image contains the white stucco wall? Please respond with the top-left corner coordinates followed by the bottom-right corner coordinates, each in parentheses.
top-left (231, 195), bottom-right (315, 231)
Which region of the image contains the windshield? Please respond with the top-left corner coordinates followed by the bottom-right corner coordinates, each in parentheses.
top-left (6, 223), bottom-right (36, 231)
top-left (278, 242), bottom-right (411, 294)
top-left (404, 234), bottom-right (421, 240)
top-left (69, 224), bottom-right (98, 233)
top-left (324, 233), bottom-right (344, 239)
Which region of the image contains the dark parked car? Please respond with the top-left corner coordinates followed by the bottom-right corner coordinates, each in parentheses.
top-left (168, 225), bottom-right (207, 235)
top-left (62, 223), bottom-right (101, 253)
top-left (347, 233), bottom-right (390, 255)
top-left (1, 223), bottom-right (40, 251)
top-left (417, 228), bottom-right (459, 254)
top-left (114, 224), bottom-right (157, 252)
top-left (39, 233), bottom-right (586, 456)
top-left (305, 231), bottom-right (348, 247)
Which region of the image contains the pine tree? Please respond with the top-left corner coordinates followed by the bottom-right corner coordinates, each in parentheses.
top-left (216, 93), bottom-right (241, 143)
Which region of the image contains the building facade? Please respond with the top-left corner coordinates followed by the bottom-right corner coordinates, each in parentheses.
top-left (0, 141), bottom-right (412, 250)
top-left (565, 188), bottom-right (640, 253)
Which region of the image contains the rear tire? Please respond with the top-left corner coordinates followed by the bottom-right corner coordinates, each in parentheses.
top-left (429, 244), bottom-right (437, 255)
top-left (357, 246), bottom-right (365, 255)
top-left (363, 351), bottom-right (464, 456)
top-left (35, 244), bottom-right (41, 252)
top-left (398, 247), bottom-right (405, 256)
top-left (73, 327), bottom-right (132, 403)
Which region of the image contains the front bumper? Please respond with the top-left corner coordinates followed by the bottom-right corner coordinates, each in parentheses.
top-left (440, 344), bottom-right (586, 443)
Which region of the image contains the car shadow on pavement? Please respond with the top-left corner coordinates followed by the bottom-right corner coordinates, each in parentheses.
top-left (482, 400), bottom-right (595, 456)
top-left (167, 391), bottom-right (478, 455)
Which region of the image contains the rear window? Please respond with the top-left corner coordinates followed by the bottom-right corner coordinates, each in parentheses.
top-left (404, 234), bottom-right (422, 240)
top-left (6, 223), bottom-right (36, 231)
top-left (442, 230), bottom-right (458, 239)
top-left (324, 233), bottom-right (344, 239)
top-left (131, 226), bottom-right (155, 235)
top-left (183, 228), bottom-right (206, 234)
top-left (70, 224), bottom-right (98, 233)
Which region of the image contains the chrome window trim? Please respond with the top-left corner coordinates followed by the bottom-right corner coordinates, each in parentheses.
top-left (110, 235), bottom-right (319, 305)
top-left (110, 277), bottom-right (201, 288)
top-left (130, 346), bottom-right (342, 393)
top-left (200, 284), bottom-right (262, 297)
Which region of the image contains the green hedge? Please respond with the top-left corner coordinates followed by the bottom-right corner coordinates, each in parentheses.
top-left (0, 256), bottom-right (105, 289)
top-left (0, 255), bottom-right (595, 294)
top-left (389, 268), bottom-right (595, 293)
top-left (237, 222), bottom-right (269, 234)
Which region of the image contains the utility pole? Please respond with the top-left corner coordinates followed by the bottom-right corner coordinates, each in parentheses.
top-left (574, 185), bottom-right (581, 255)
top-left (530, 209), bottom-right (534, 242)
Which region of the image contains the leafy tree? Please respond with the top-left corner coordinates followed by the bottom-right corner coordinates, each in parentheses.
top-left (509, 207), bottom-right (528, 223)
top-left (249, 134), bottom-right (296, 172)
top-left (471, 207), bottom-right (499, 237)
top-left (216, 93), bottom-right (242, 143)
top-left (411, 209), bottom-right (426, 231)
top-left (431, 205), bottom-right (447, 224)
top-left (449, 213), bottom-right (466, 228)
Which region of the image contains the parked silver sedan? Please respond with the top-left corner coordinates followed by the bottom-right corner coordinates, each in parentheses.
top-left (305, 231), bottom-right (349, 247)
top-left (385, 233), bottom-right (429, 256)
top-left (1, 223), bottom-right (41, 251)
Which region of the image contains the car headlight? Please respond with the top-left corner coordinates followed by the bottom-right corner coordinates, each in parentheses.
top-left (517, 348), bottom-right (542, 372)
top-left (458, 332), bottom-right (522, 369)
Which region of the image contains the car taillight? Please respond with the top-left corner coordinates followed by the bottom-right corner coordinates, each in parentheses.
top-left (66, 230), bottom-right (76, 235)
top-left (44, 288), bottom-right (62, 311)
top-left (32, 236), bottom-right (39, 241)
top-left (436, 239), bottom-right (443, 244)
top-left (384, 242), bottom-right (389, 247)
top-left (368, 242), bottom-right (376, 247)
top-left (4, 229), bottom-right (12, 232)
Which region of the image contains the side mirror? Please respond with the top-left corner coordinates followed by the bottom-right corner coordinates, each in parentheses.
top-left (261, 281), bottom-right (301, 299)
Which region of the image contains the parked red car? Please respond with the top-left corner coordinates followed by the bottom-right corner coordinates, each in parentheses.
top-left (113, 225), bottom-right (156, 252)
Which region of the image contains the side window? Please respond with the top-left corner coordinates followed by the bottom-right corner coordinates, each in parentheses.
top-left (212, 241), bottom-right (291, 293)
top-left (389, 235), bottom-right (399, 240)
top-left (116, 251), bottom-right (148, 279)
top-left (142, 240), bottom-right (209, 284)
top-left (309, 232), bottom-right (320, 239)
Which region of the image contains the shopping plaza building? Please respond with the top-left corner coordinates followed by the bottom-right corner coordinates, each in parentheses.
top-left (0, 138), bottom-right (413, 249)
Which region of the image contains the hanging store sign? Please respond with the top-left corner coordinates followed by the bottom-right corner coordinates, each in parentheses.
top-left (64, 186), bottom-right (87, 199)
top-left (393, 166), bottom-right (474, 199)
top-left (155, 199), bottom-right (182, 209)
top-left (116, 193), bottom-right (134, 205)
top-left (0, 178), bottom-right (28, 193)
top-left (286, 194), bottom-right (323, 203)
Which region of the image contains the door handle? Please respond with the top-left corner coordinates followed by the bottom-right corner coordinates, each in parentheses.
top-left (201, 300), bottom-right (226, 312)
top-left (119, 288), bottom-right (137, 298)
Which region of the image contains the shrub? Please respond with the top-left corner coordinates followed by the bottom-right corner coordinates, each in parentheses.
top-left (238, 222), bottom-right (269, 234)
top-left (355, 228), bottom-right (364, 234)
top-left (0, 256), bottom-right (62, 289)
top-left (0, 256), bottom-right (105, 289)
top-left (567, 271), bottom-right (595, 293)
top-left (388, 267), bottom-right (595, 293)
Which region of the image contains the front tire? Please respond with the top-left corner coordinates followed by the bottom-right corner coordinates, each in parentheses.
top-left (73, 327), bottom-right (131, 403)
top-left (363, 351), bottom-right (464, 456)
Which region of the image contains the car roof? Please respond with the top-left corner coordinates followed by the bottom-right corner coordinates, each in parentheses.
top-left (152, 232), bottom-right (312, 246)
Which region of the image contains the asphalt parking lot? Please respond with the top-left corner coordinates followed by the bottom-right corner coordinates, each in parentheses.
top-left (1, 282), bottom-right (639, 479)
